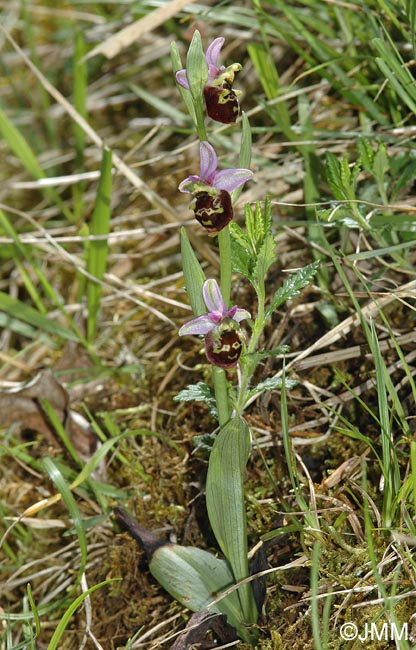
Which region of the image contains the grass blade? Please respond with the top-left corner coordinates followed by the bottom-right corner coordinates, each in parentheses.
top-left (46, 579), bottom-right (120, 650)
top-left (86, 147), bottom-right (112, 342)
top-left (0, 292), bottom-right (79, 343)
top-left (0, 107), bottom-right (73, 221)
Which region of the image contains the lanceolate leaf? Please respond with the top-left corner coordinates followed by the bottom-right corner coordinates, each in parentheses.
top-left (205, 416), bottom-right (258, 629)
top-left (180, 227), bottom-right (206, 316)
top-left (186, 30), bottom-right (208, 101)
top-left (171, 41), bottom-right (196, 123)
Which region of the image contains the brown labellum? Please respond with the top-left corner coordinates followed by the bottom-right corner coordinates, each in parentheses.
top-left (205, 319), bottom-right (243, 368)
top-left (193, 189), bottom-right (233, 234)
top-left (204, 83), bottom-right (240, 124)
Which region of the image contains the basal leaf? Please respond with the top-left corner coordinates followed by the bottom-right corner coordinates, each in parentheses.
top-left (149, 544), bottom-right (245, 635)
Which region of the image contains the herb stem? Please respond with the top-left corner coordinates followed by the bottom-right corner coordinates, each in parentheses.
top-left (211, 225), bottom-right (233, 427)
top-left (218, 226), bottom-right (232, 306)
top-left (235, 280), bottom-right (265, 414)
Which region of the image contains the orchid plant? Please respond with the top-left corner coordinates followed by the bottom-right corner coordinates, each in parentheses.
top-left (139, 30), bottom-right (320, 645)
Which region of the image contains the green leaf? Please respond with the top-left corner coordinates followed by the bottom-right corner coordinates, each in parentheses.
top-left (265, 261), bottom-right (320, 320)
top-left (73, 30), bottom-right (87, 165)
top-left (43, 457), bottom-right (87, 578)
top-left (174, 381), bottom-right (217, 417)
top-left (170, 41), bottom-right (196, 124)
top-left (253, 233), bottom-right (276, 287)
top-left (339, 155), bottom-right (352, 193)
top-left (129, 82), bottom-right (186, 125)
top-left (243, 344), bottom-right (291, 363)
top-left (245, 203), bottom-right (259, 250)
top-left (149, 544), bottom-right (246, 635)
top-left (186, 30), bottom-right (208, 100)
top-left (192, 432), bottom-right (216, 452)
top-left (325, 152), bottom-right (345, 201)
top-left (86, 147), bottom-right (112, 342)
top-left (245, 198), bottom-right (273, 253)
top-left (184, 30), bottom-right (208, 137)
top-left (180, 228), bottom-right (206, 316)
top-left (229, 221), bottom-right (251, 251)
top-left (230, 235), bottom-right (253, 280)
top-left (246, 375), bottom-right (297, 401)
top-left (206, 416), bottom-right (258, 628)
top-left (357, 138), bottom-right (375, 172)
top-left (26, 584), bottom-right (40, 638)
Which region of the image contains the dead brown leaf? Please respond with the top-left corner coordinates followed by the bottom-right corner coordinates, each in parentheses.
top-left (0, 370), bottom-right (97, 459)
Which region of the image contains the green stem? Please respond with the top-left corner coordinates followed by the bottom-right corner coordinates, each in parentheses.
top-left (193, 94), bottom-right (208, 142)
top-left (218, 226), bottom-right (232, 306)
top-left (212, 366), bottom-right (230, 427)
top-left (235, 281), bottom-right (266, 414)
top-left (211, 225), bottom-right (233, 427)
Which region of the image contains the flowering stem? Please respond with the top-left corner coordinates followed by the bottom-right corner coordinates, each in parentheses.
top-left (211, 225), bottom-right (233, 427)
top-left (218, 226), bottom-right (232, 306)
top-left (212, 365), bottom-right (229, 427)
top-left (235, 280), bottom-right (266, 414)
top-left (194, 106), bottom-right (208, 142)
